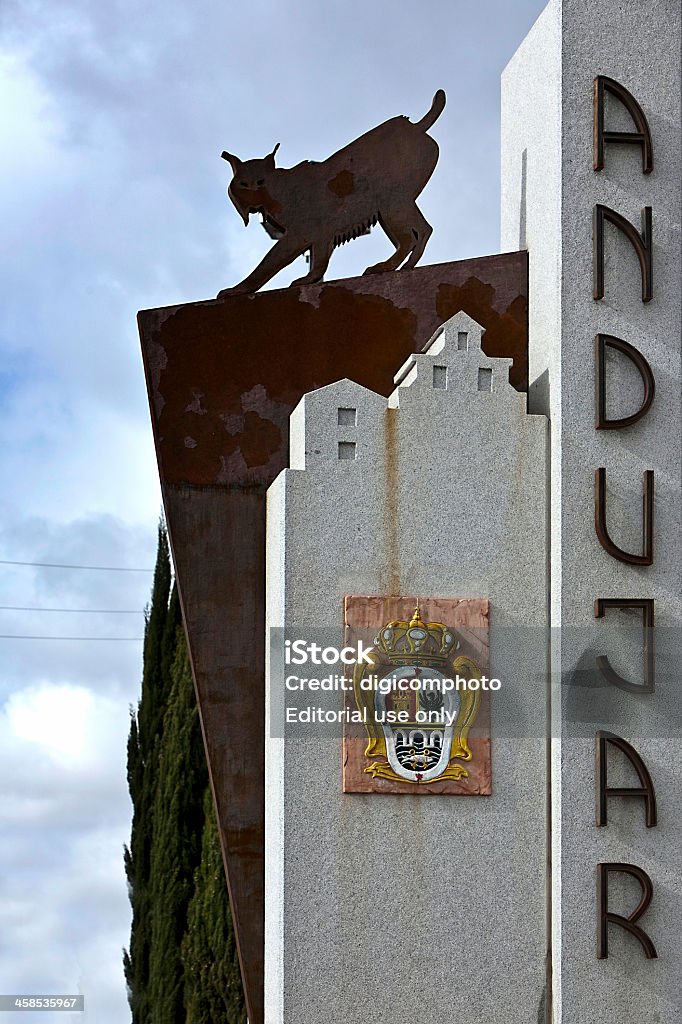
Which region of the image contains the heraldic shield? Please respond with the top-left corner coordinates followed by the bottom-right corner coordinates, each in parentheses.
top-left (343, 596), bottom-right (491, 795)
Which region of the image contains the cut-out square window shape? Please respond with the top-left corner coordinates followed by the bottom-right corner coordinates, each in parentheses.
top-left (478, 368), bottom-right (493, 392)
top-left (433, 365), bottom-right (448, 389)
top-left (338, 441), bottom-right (357, 460)
top-left (337, 407), bottom-right (357, 426)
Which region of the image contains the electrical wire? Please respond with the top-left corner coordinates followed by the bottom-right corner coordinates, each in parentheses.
top-left (0, 559), bottom-right (152, 572)
top-left (0, 606), bottom-right (141, 614)
top-left (0, 634), bottom-right (144, 641)
top-left (0, 559), bottom-right (153, 637)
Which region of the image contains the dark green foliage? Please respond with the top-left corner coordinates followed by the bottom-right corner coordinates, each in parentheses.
top-left (182, 788), bottom-right (247, 1024)
top-left (138, 526), bottom-right (174, 749)
top-left (125, 524), bottom-right (175, 1024)
top-left (148, 630), bottom-right (207, 1023)
top-left (125, 524), bottom-right (246, 1023)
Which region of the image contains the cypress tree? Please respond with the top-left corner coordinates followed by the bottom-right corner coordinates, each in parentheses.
top-left (125, 523), bottom-right (174, 1023)
top-left (125, 523), bottom-right (247, 1022)
top-left (181, 788), bottom-right (247, 1024)
top-left (148, 629), bottom-right (207, 1023)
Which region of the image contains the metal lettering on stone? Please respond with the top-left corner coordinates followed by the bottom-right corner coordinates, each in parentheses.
top-left (219, 90), bottom-right (446, 295)
top-left (343, 596), bottom-right (491, 795)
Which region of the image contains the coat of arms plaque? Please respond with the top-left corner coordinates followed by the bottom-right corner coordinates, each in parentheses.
top-left (343, 595), bottom-right (492, 795)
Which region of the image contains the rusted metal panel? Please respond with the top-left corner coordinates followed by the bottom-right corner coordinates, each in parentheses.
top-left (141, 254), bottom-right (529, 489)
top-left (138, 253), bottom-right (528, 1024)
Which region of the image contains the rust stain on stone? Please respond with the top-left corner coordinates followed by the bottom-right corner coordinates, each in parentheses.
top-left (382, 407), bottom-right (401, 596)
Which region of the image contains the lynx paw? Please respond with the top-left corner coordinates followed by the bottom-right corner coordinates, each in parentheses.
top-left (217, 285), bottom-right (253, 299)
top-left (291, 273), bottom-right (324, 287)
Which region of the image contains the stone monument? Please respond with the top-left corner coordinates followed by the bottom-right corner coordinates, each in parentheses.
top-left (138, 1), bottom-right (681, 1020)
top-left (264, 311), bottom-right (548, 1022)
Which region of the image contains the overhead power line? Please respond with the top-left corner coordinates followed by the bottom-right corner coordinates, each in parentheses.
top-left (0, 559), bottom-right (153, 572)
top-left (0, 634), bottom-right (144, 641)
top-left (0, 606), bottom-right (141, 614)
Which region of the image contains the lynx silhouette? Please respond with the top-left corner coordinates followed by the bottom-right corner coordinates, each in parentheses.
top-left (219, 90), bottom-right (445, 296)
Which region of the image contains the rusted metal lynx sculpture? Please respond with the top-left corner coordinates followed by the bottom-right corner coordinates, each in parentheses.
top-left (219, 90), bottom-right (446, 296)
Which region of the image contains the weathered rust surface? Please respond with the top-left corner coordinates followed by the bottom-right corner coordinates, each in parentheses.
top-left (219, 90), bottom-right (446, 294)
top-left (138, 253), bottom-right (528, 1024)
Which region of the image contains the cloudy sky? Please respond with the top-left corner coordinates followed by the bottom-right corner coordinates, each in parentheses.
top-left (0, 1), bottom-right (545, 1020)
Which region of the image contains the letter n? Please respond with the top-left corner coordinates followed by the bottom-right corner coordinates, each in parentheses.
top-left (593, 76), bottom-right (653, 174)
top-left (593, 204), bottom-right (652, 302)
top-left (594, 468), bottom-right (654, 565)
top-left (596, 730), bottom-right (657, 826)
top-left (597, 863), bottom-right (657, 959)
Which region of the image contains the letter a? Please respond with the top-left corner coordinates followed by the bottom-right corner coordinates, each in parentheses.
top-left (594, 76), bottom-right (653, 174)
top-left (596, 730), bottom-right (657, 827)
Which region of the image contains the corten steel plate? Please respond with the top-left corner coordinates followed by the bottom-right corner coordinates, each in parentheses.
top-left (138, 252), bottom-right (528, 1024)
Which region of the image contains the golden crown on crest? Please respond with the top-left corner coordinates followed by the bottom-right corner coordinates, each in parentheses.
top-left (373, 605), bottom-right (460, 665)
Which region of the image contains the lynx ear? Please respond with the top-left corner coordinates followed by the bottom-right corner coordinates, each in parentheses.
top-left (264, 142), bottom-right (280, 170)
top-left (221, 150), bottom-right (241, 173)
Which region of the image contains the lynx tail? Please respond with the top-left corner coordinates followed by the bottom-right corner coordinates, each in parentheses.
top-left (413, 89), bottom-right (446, 132)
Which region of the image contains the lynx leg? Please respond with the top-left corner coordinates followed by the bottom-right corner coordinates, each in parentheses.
top-left (364, 205), bottom-right (433, 275)
top-left (364, 212), bottom-right (415, 275)
top-left (291, 241), bottom-right (333, 286)
top-left (217, 237), bottom-right (307, 297)
top-left (402, 206), bottom-right (432, 269)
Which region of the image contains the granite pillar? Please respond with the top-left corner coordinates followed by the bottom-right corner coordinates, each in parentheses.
top-left (502, 2), bottom-right (682, 1019)
top-left (265, 312), bottom-right (548, 1023)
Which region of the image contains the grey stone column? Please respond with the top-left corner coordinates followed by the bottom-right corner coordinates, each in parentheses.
top-left (502, 1), bottom-right (682, 1019)
top-left (265, 313), bottom-right (548, 1023)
